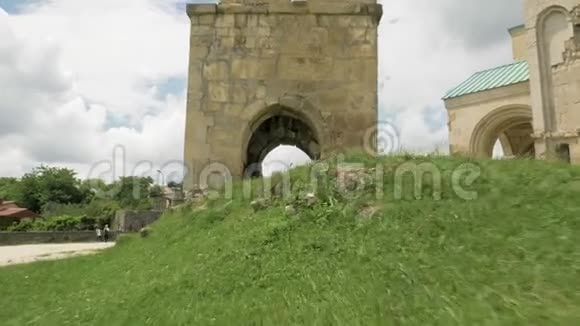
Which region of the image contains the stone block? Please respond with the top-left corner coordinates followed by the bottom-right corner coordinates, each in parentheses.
top-left (204, 102), bottom-right (224, 112)
top-left (245, 27), bottom-right (271, 38)
top-left (189, 16), bottom-right (199, 26)
top-left (203, 61), bottom-right (229, 81)
top-left (347, 28), bottom-right (369, 44)
top-left (314, 90), bottom-right (350, 111)
top-left (226, 103), bottom-right (245, 116)
top-left (255, 85), bottom-right (267, 100)
top-left (259, 15), bottom-right (276, 27)
top-left (231, 58), bottom-right (276, 80)
top-left (334, 58), bottom-right (377, 84)
top-left (187, 66), bottom-right (204, 100)
top-left (256, 37), bottom-right (275, 51)
top-left (247, 14), bottom-right (259, 27)
top-left (190, 35), bottom-right (215, 48)
top-left (244, 36), bottom-right (257, 48)
top-left (337, 15), bottom-right (371, 28)
top-left (215, 14), bottom-right (235, 28)
top-left (191, 25), bottom-right (215, 36)
top-left (348, 44), bottom-right (376, 58)
top-left (232, 84), bottom-right (249, 104)
top-left (277, 56), bottom-right (335, 81)
top-left (216, 27), bottom-right (235, 37)
top-left (187, 4), bottom-right (217, 16)
top-left (234, 35), bottom-right (247, 48)
top-left (309, 3), bottom-right (362, 15)
top-left (218, 3), bottom-right (268, 14)
top-left (219, 37), bottom-right (236, 49)
top-left (208, 82), bottom-right (230, 102)
top-left (198, 15), bottom-right (215, 26)
top-left (235, 14), bottom-right (247, 28)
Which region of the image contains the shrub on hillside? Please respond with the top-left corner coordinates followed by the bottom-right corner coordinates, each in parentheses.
top-left (7, 219), bottom-right (35, 232)
top-left (40, 200), bottom-right (120, 228)
top-left (40, 215), bottom-right (83, 231)
top-left (7, 215), bottom-right (99, 232)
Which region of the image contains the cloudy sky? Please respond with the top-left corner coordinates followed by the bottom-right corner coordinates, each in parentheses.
top-left (0, 0), bottom-right (523, 182)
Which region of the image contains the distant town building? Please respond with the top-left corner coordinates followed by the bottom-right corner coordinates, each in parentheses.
top-left (0, 199), bottom-right (41, 230)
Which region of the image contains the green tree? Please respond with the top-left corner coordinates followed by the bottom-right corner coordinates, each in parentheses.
top-left (149, 184), bottom-right (164, 198)
top-left (111, 176), bottom-right (155, 209)
top-left (15, 166), bottom-right (88, 213)
top-left (0, 177), bottom-right (19, 200)
top-left (167, 181), bottom-right (183, 190)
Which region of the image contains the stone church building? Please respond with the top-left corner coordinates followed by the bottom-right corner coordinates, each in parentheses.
top-left (444, 0), bottom-right (580, 163)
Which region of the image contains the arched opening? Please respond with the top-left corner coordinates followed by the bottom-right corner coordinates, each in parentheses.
top-left (491, 124), bottom-right (536, 160)
top-left (470, 106), bottom-right (535, 159)
top-left (243, 104), bottom-right (321, 178)
top-left (261, 145), bottom-right (312, 177)
top-left (536, 6), bottom-right (574, 131)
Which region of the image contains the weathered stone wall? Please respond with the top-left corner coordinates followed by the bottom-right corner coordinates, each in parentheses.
top-left (0, 231), bottom-right (118, 246)
top-left (183, 0), bottom-right (382, 190)
top-left (112, 210), bottom-right (163, 233)
top-left (552, 59), bottom-right (580, 133)
top-left (510, 25), bottom-right (528, 61)
top-left (524, 0), bottom-right (580, 159)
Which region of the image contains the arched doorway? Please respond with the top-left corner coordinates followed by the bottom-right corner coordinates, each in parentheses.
top-left (261, 145), bottom-right (312, 177)
top-left (470, 106), bottom-right (535, 159)
top-left (243, 104), bottom-right (321, 178)
top-left (536, 6), bottom-right (574, 131)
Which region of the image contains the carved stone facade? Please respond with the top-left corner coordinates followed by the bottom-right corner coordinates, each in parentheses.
top-left (182, 0), bottom-right (382, 190)
top-left (445, 0), bottom-right (580, 163)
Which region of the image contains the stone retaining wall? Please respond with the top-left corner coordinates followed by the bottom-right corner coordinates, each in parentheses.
top-left (112, 210), bottom-right (163, 233)
top-left (0, 231), bottom-right (118, 246)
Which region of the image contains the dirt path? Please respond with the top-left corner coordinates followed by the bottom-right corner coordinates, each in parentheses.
top-left (0, 242), bottom-right (115, 267)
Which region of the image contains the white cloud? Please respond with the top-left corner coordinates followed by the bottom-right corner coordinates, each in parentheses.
top-left (0, 1), bottom-right (187, 180)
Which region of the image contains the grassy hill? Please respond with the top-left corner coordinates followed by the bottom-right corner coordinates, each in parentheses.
top-left (1, 153), bottom-right (579, 325)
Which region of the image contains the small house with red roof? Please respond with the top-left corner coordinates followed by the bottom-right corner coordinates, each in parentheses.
top-left (0, 199), bottom-right (40, 230)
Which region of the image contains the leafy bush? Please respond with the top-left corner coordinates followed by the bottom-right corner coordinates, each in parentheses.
top-left (42, 215), bottom-right (83, 231)
top-left (39, 199), bottom-right (120, 228)
top-left (7, 215), bottom-right (102, 232)
top-left (7, 219), bottom-right (35, 232)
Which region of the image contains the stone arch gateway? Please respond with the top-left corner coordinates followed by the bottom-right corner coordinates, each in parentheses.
top-left (469, 105), bottom-right (534, 158)
top-left (242, 100), bottom-right (322, 177)
top-left (182, 0), bottom-right (383, 191)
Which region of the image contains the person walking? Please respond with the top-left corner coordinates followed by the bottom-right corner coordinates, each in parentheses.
top-left (95, 226), bottom-right (102, 242)
top-left (103, 224), bottom-right (111, 243)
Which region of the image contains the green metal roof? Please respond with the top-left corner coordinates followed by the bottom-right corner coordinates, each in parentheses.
top-left (443, 61), bottom-right (529, 100)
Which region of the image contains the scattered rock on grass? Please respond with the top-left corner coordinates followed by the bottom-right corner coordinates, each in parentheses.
top-left (250, 198), bottom-right (269, 212)
top-left (305, 193), bottom-right (318, 207)
top-left (359, 205), bottom-right (382, 220)
top-left (285, 205), bottom-right (297, 216)
top-left (140, 227), bottom-right (151, 238)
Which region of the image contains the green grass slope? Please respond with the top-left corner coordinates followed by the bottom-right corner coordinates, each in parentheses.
top-left (1, 154), bottom-right (579, 325)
